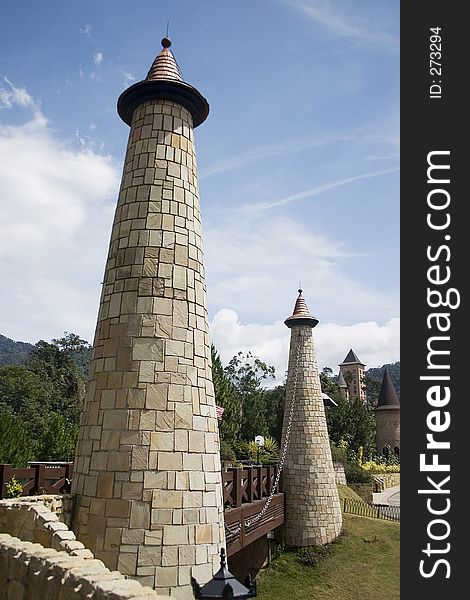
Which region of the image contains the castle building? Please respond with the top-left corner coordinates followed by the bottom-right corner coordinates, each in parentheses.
top-left (72, 37), bottom-right (225, 599)
top-left (338, 349), bottom-right (366, 402)
top-left (281, 290), bottom-right (342, 546)
top-left (375, 368), bottom-right (400, 456)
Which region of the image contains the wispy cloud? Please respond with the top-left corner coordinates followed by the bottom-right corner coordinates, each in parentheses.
top-left (0, 77), bottom-right (47, 127)
top-left (245, 167), bottom-right (399, 211)
top-left (200, 135), bottom-right (347, 179)
top-left (285, 0), bottom-right (398, 51)
top-left (93, 52), bottom-right (103, 66)
top-left (79, 24), bottom-right (93, 37)
top-left (121, 71), bottom-right (136, 87)
top-left (200, 125), bottom-right (399, 180)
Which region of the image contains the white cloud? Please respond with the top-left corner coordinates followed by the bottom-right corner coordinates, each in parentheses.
top-left (93, 52), bottom-right (103, 67)
top-left (0, 80), bottom-right (120, 343)
top-left (285, 0), bottom-right (398, 50)
top-left (204, 216), bottom-right (398, 326)
top-left (210, 308), bottom-right (399, 386)
top-left (79, 24), bottom-right (93, 37)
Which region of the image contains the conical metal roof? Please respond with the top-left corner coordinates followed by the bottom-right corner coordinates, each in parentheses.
top-left (337, 371), bottom-right (347, 387)
top-left (285, 289), bottom-right (319, 329)
top-left (376, 368), bottom-right (400, 409)
top-left (146, 37), bottom-right (183, 82)
top-left (118, 37), bottom-right (209, 128)
top-left (339, 349), bottom-right (365, 366)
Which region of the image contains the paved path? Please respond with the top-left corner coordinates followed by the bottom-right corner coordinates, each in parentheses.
top-left (373, 485), bottom-right (400, 506)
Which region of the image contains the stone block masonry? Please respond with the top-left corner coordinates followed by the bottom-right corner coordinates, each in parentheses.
top-left (282, 291), bottom-right (342, 546)
top-left (72, 67), bottom-right (224, 598)
top-left (0, 533), bottom-right (171, 600)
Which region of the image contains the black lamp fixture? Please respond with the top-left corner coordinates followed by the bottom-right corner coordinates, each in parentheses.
top-left (191, 548), bottom-right (257, 599)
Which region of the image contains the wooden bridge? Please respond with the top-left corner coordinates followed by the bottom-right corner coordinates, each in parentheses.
top-left (0, 462), bottom-right (285, 556)
top-left (222, 465), bottom-right (284, 556)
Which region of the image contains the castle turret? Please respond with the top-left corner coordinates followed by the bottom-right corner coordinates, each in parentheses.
top-left (375, 368), bottom-right (400, 456)
top-left (337, 370), bottom-right (349, 400)
top-left (281, 290), bottom-right (342, 546)
top-left (339, 349), bottom-right (366, 402)
top-left (72, 37), bottom-right (224, 599)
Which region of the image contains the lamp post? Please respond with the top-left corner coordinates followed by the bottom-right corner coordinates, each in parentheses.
top-left (191, 548), bottom-right (257, 599)
top-left (254, 435), bottom-right (265, 465)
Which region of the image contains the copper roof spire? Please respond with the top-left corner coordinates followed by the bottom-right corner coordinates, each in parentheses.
top-left (285, 289), bottom-right (319, 329)
top-left (118, 36), bottom-right (209, 128)
top-left (146, 37), bottom-right (183, 82)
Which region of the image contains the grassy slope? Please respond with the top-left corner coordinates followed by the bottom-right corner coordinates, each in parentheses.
top-left (337, 484), bottom-right (365, 503)
top-left (257, 513), bottom-right (400, 600)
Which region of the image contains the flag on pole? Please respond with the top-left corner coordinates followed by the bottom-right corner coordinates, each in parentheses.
top-left (215, 405), bottom-right (224, 420)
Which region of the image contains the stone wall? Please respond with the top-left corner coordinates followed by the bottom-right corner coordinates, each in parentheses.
top-left (333, 462), bottom-right (347, 485)
top-left (373, 473), bottom-right (400, 492)
top-left (0, 496), bottom-right (92, 559)
top-left (375, 408), bottom-right (400, 455)
top-left (1, 493), bottom-right (74, 526)
top-left (0, 533), bottom-right (170, 599)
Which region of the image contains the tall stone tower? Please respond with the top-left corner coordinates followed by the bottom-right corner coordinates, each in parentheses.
top-left (72, 38), bottom-right (225, 599)
top-left (338, 349), bottom-right (366, 402)
top-left (281, 290), bottom-right (342, 546)
top-left (375, 368), bottom-right (400, 456)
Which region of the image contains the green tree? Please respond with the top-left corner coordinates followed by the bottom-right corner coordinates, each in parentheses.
top-left (225, 351), bottom-right (275, 442)
top-left (40, 413), bottom-right (79, 461)
top-left (265, 384), bottom-right (286, 445)
top-left (26, 337), bottom-right (85, 424)
top-left (364, 375), bottom-right (382, 407)
top-left (0, 365), bottom-right (53, 454)
top-left (0, 333), bottom-right (89, 464)
top-left (319, 367), bottom-right (343, 404)
top-left (0, 406), bottom-right (35, 466)
top-left (326, 395), bottom-right (376, 458)
top-left (211, 345), bottom-right (239, 447)
top-left (52, 332), bottom-right (92, 380)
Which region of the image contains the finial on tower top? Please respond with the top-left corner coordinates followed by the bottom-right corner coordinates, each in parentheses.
top-left (161, 36), bottom-right (171, 48)
top-left (285, 288), bottom-right (319, 329)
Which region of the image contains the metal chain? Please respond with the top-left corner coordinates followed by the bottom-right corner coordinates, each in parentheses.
top-left (225, 333), bottom-right (302, 536)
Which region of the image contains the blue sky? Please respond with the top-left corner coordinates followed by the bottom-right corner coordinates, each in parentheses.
top-left (0, 0), bottom-right (399, 382)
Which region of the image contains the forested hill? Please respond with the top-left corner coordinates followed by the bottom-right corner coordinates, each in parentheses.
top-left (0, 334), bottom-right (34, 367)
top-left (0, 333), bottom-right (92, 378)
top-left (366, 361), bottom-right (400, 397)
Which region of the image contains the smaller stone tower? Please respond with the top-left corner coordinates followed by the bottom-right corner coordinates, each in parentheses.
top-left (337, 370), bottom-right (349, 400)
top-left (338, 349), bottom-right (366, 402)
top-left (281, 290), bottom-right (342, 547)
top-left (375, 368), bottom-right (400, 456)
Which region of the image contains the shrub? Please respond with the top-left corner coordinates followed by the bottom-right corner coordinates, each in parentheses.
top-left (220, 440), bottom-right (237, 463)
top-left (344, 463), bottom-right (372, 483)
top-left (330, 441), bottom-right (347, 465)
top-left (361, 461), bottom-right (400, 473)
top-left (5, 477), bottom-right (23, 498)
top-left (298, 544), bottom-right (330, 566)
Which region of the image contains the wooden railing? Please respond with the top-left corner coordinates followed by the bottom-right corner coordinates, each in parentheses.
top-left (222, 466), bottom-right (284, 555)
top-left (0, 462), bottom-right (285, 554)
top-left (222, 465), bottom-right (282, 509)
top-left (0, 463), bottom-right (73, 499)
